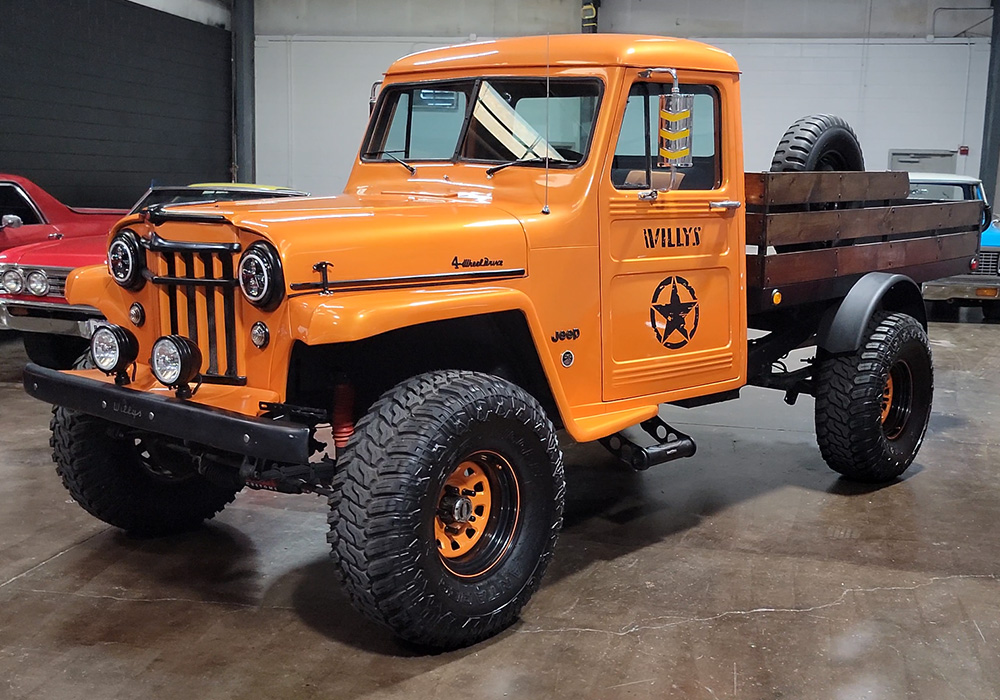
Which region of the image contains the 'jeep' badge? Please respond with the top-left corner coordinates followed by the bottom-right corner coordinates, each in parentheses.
top-left (650, 276), bottom-right (699, 349)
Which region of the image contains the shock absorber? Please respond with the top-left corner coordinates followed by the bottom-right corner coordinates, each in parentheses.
top-left (332, 382), bottom-right (355, 449)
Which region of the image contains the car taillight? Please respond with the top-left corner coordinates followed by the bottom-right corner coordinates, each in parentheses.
top-left (971, 257), bottom-right (979, 271)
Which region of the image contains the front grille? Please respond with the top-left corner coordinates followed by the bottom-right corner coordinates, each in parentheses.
top-left (974, 251), bottom-right (999, 276)
top-left (47, 270), bottom-right (68, 297)
top-left (146, 233), bottom-right (245, 385)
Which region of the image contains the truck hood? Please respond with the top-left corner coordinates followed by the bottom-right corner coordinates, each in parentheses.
top-left (161, 192), bottom-right (528, 293)
top-left (0, 234), bottom-right (106, 268)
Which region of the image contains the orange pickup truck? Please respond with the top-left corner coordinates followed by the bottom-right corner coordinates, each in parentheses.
top-left (23, 35), bottom-right (982, 648)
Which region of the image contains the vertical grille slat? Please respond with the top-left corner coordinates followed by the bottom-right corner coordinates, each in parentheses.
top-left (220, 253), bottom-right (239, 378)
top-left (164, 254), bottom-right (180, 334)
top-left (147, 235), bottom-right (244, 385)
top-left (200, 251), bottom-right (220, 376)
top-left (181, 252), bottom-right (198, 345)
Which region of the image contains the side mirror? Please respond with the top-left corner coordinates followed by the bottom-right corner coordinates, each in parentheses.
top-left (657, 92), bottom-right (695, 169)
top-left (1, 214), bottom-right (23, 230)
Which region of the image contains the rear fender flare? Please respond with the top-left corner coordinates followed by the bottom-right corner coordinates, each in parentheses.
top-left (816, 273), bottom-right (926, 354)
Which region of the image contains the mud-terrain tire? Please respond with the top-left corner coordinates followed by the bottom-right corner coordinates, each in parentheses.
top-left (328, 370), bottom-right (564, 649)
top-left (23, 333), bottom-right (90, 370)
top-left (50, 409), bottom-right (241, 536)
top-left (770, 114), bottom-right (865, 172)
top-left (815, 312), bottom-right (932, 482)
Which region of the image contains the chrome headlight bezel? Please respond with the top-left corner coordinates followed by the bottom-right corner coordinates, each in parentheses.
top-left (238, 242), bottom-right (284, 311)
top-left (2, 268), bottom-right (24, 294)
top-left (25, 269), bottom-right (49, 297)
top-left (108, 230), bottom-right (146, 291)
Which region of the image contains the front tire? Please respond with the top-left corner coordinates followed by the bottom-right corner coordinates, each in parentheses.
top-left (50, 408), bottom-right (241, 536)
top-left (814, 312), bottom-right (933, 482)
top-left (328, 370), bottom-right (565, 649)
top-left (23, 333), bottom-right (90, 370)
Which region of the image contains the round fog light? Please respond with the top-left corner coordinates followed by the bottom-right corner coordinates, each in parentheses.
top-left (26, 270), bottom-right (49, 296)
top-left (151, 335), bottom-right (201, 388)
top-left (90, 325), bottom-right (139, 377)
top-left (2, 269), bottom-right (24, 294)
top-left (250, 321), bottom-right (269, 349)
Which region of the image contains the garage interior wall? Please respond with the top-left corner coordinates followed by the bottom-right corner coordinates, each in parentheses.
top-left (254, 0), bottom-right (992, 197)
top-left (0, 0), bottom-right (232, 208)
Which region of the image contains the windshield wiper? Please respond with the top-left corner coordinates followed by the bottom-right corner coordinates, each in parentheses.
top-left (485, 156), bottom-right (543, 178)
top-left (365, 150), bottom-right (416, 175)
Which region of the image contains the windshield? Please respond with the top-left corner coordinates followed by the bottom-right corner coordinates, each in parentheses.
top-left (364, 78), bottom-right (602, 167)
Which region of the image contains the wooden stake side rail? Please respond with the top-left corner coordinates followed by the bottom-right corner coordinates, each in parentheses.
top-left (744, 171), bottom-right (984, 313)
top-left (746, 201), bottom-right (983, 247)
top-left (745, 171), bottom-right (910, 207)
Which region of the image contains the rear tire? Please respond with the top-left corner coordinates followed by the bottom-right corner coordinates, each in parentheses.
top-left (50, 408), bottom-right (241, 536)
top-left (814, 312), bottom-right (932, 482)
top-left (328, 370), bottom-right (564, 649)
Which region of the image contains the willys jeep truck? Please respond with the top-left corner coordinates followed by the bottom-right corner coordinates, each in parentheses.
top-left (22, 35), bottom-right (983, 649)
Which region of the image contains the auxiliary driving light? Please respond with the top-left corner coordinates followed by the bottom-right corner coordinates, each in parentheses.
top-left (25, 270), bottom-right (49, 296)
top-left (151, 335), bottom-right (202, 392)
top-left (1, 269), bottom-right (24, 294)
top-left (90, 325), bottom-right (139, 383)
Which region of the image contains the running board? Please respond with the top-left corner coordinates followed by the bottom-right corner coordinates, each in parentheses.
top-left (599, 416), bottom-right (697, 471)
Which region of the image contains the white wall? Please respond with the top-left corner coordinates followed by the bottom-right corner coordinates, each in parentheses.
top-left (713, 38), bottom-right (989, 173)
top-left (255, 37), bottom-right (466, 194)
top-left (255, 36), bottom-right (989, 193)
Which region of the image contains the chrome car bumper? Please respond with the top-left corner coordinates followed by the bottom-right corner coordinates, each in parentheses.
top-left (0, 299), bottom-right (103, 337)
top-left (922, 274), bottom-right (1000, 302)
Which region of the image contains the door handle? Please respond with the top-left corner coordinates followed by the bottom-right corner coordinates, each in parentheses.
top-left (638, 190), bottom-right (659, 202)
top-left (709, 200), bottom-right (742, 210)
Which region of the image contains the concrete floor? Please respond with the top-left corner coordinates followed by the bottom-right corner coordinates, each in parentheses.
top-left (1, 315), bottom-right (999, 700)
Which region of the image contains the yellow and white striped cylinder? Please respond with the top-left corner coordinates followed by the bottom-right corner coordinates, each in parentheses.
top-left (657, 93), bottom-right (694, 168)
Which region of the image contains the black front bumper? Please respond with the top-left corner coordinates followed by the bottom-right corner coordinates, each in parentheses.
top-left (23, 363), bottom-right (310, 463)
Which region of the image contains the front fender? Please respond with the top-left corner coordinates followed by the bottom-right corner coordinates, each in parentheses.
top-left (287, 286), bottom-right (577, 432)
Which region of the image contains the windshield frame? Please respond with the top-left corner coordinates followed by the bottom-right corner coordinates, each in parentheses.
top-left (361, 76), bottom-right (605, 171)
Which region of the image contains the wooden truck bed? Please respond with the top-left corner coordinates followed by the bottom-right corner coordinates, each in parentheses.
top-left (745, 171), bottom-right (983, 314)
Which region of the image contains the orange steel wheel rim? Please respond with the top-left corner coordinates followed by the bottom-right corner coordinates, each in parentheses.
top-left (880, 374), bottom-right (894, 424)
top-left (435, 460), bottom-right (493, 558)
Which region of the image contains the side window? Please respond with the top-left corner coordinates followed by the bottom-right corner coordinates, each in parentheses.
top-left (0, 184), bottom-right (42, 225)
top-left (611, 83), bottom-right (720, 191)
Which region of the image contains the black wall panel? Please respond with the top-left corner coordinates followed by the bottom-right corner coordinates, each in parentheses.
top-left (0, 0), bottom-right (232, 208)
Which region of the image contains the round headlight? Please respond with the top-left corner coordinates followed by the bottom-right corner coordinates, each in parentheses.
top-left (108, 231), bottom-right (145, 290)
top-left (2, 269), bottom-right (24, 294)
top-left (151, 335), bottom-right (201, 388)
top-left (25, 270), bottom-right (49, 296)
top-left (238, 242), bottom-right (283, 310)
top-left (90, 325), bottom-right (139, 376)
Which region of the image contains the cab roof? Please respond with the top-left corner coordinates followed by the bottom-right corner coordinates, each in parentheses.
top-left (386, 34), bottom-right (740, 76)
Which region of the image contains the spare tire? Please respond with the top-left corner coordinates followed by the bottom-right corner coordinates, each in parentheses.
top-left (770, 114), bottom-right (864, 172)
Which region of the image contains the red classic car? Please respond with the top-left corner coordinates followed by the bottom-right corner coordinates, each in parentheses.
top-left (1, 183), bottom-right (308, 368)
top-left (0, 174), bottom-right (127, 252)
